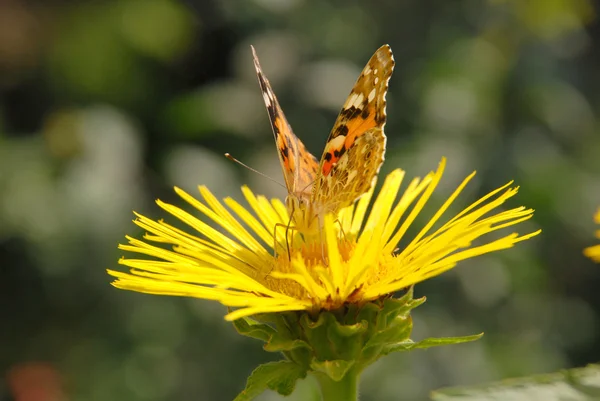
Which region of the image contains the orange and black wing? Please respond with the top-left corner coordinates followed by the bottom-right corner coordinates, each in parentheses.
top-left (251, 46), bottom-right (319, 197)
top-left (311, 45), bottom-right (394, 213)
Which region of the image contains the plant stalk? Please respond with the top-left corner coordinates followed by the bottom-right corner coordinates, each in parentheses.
top-left (314, 369), bottom-right (359, 401)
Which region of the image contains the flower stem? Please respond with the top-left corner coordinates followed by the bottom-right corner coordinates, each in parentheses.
top-left (314, 369), bottom-right (359, 401)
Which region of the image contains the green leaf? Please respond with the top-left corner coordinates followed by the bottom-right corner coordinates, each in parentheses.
top-left (431, 364), bottom-right (600, 401)
top-left (310, 359), bottom-right (355, 382)
top-left (387, 333), bottom-right (483, 353)
top-left (234, 361), bottom-right (306, 401)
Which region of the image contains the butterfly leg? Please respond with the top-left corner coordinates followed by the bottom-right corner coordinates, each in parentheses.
top-left (272, 223), bottom-right (286, 259)
top-left (272, 214), bottom-right (297, 261)
top-left (284, 220), bottom-right (296, 260)
top-left (273, 223), bottom-right (294, 260)
top-left (334, 219), bottom-right (347, 241)
top-left (283, 199), bottom-right (298, 261)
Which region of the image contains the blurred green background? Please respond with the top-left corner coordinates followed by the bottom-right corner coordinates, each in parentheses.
top-left (1, 0), bottom-right (599, 400)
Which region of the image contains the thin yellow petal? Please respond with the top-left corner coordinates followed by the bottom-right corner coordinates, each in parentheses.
top-left (384, 158), bottom-right (446, 252)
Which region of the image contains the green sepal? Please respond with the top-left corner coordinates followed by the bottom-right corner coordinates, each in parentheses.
top-left (233, 360), bottom-right (306, 401)
top-left (234, 313), bottom-right (312, 354)
top-left (264, 337), bottom-right (311, 353)
top-left (378, 287), bottom-right (425, 324)
top-left (310, 359), bottom-right (356, 382)
top-left (362, 315), bottom-right (413, 363)
top-left (300, 311), bottom-right (368, 362)
top-left (359, 289), bottom-right (425, 365)
top-left (388, 333), bottom-right (484, 353)
top-left (232, 316), bottom-right (276, 342)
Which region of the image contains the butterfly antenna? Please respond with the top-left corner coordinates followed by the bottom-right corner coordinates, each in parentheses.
top-left (225, 153), bottom-right (286, 189)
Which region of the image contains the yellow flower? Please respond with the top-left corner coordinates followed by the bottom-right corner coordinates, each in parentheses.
top-left (108, 158), bottom-right (540, 321)
top-left (584, 208), bottom-right (600, 262)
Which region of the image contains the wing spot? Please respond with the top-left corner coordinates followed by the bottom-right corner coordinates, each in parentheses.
top-left (361, 107), bottom-right (370, 119)
top-left (340, 107), bottom-right (355, 119)
top-left (261, 91), bottom-right (272, 107)
top-left (327, 135), bottom-right (347, 150)
top-left (348, 93), bottom-right (364, 108)
top-left (333, 146), bottom-right (347, 159)
top-left (336, 124), bottom-right (349, 137)
top-left (367, 88), bottom-right (376, 102)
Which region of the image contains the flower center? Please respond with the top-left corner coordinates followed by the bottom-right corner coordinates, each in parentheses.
top-left (263, 236), bottom-right (357, 305)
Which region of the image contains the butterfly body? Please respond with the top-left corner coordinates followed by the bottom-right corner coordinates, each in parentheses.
top-left (252, 45), bottom-right (394, 235)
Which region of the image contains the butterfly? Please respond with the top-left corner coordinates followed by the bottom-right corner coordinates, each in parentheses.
top-left (252, 45), bottom-right (394, 235)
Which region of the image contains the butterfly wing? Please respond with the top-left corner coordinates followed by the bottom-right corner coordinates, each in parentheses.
top-left (251, 46), bottom-right (319, 197)
top-left (311, 44), bottom-right (394, 213)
